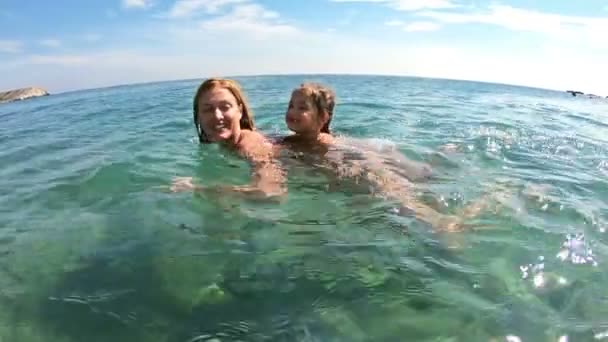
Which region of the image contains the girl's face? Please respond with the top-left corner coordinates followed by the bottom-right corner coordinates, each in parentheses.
top-left (285, 90), bottom-right (327, 135)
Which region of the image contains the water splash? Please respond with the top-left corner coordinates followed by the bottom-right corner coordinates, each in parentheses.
top-left (556, 233), bottom-right (598, 266)
top-left (599, 160), bottom-right (608, 176)
top-left (596, 330), bottom-right (608, 340)
top-left (520, 255), bottom-right (569, 290)
top-left (520, 255), bottom-right (545, 280)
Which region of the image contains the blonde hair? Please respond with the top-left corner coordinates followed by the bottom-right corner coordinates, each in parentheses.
top-left (193, 78), bottom-right (255, 143)
top-left (292, 83), bottom-right (336, 133)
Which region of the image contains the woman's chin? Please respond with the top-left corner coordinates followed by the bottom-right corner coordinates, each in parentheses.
top-left (205, 130), bottom-right (232, 142)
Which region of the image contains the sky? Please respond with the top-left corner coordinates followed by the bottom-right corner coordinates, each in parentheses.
top-left (1, 0), bottom-right (608, 94)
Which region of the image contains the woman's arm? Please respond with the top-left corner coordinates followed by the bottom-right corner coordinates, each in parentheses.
top-left (236, 132), bottom-right (287, 198)
top-left (171, 132), bottom-right (286, 200)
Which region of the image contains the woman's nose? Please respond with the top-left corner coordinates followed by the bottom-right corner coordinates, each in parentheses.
top-left (214, 107), bottom-right (223, 119)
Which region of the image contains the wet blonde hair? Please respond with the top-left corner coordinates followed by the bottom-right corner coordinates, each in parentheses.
top-left (292, 83), bottom-right (336, 134)
top-left (193, 78), bottom-right (255, 143)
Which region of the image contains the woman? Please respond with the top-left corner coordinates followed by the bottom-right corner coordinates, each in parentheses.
top-left (171, 78), bottom-right (285, 199)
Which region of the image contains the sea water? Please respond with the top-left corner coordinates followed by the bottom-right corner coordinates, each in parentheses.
top-left (1, 75), bottom-right (607, 341)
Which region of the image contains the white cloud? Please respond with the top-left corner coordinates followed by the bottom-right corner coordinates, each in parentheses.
top-left (418, 5), bottom-right (608, 48)
top-left (40, 39), bottom-right (62, 48)
top-left (0, 53), bottom-right (91, 70)
top-left (393, 0), bottom-right (457, 11)
top-left (385, 20), bottom-right (405, 26)
top-left (337, 2), bottom-right (608, 50)
top-left (26, 54), bottom-right (90, 66)
top-left (122, 0), bottom-right (151, 9)
top-left (331, 0), bottom-right (457, 11)
top-left (165, 1), bottom-right (299, 39)
top-left (199, 3), bottom-right (299, 39)
top-left (385, 20), bottom-right (441, 32)
top-left (0, 40), bottom-right (23, 53)
top-left (168, 0), bottom-right (247, 18)
top-left (404, 21), bottom-right (441, 32)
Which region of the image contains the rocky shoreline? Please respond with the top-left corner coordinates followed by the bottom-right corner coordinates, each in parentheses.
top-left (0, 87), bottom-right (49, 104)
top-left (566, 90), bottom-right (607, 100)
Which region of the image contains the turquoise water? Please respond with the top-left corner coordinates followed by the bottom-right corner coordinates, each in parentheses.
top-left (1, 75), bottom-right (607, 341)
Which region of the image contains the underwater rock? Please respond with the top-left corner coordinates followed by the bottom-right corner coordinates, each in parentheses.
top-left (0, 87), bottom-right (49, 104)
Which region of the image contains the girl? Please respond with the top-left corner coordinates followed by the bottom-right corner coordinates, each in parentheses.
top-left (280, 82), bottom-right (470, 232)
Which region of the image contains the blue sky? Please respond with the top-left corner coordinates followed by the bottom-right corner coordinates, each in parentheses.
top-left (1, 0), bottom-right (607, 94)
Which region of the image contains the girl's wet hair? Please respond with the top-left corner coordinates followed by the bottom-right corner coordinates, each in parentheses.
top-left (193, 78), bottom-right (255, 143)
top-left (293, 83), bottom-right (336, 134)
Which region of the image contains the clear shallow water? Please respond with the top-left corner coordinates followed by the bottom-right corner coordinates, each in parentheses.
top-left (1, 75), bottom-right (607, 341)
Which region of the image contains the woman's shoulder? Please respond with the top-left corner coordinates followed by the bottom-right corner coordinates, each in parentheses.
top-left (239, 130), bottom-right (274, 155)
top-left (240, 129), bottom-right (270, 143)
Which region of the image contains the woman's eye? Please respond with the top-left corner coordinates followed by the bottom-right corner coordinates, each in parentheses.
top-left (202, 103), bottom-right (232, 113)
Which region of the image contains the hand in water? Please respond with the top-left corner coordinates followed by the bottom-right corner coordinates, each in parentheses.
top-left (170, 177), bottom-right (196, 192)
top-left (436, 215), bottom-right (465, 232)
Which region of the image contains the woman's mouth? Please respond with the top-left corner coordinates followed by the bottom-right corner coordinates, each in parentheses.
top-left (213, 122), bottom-right (226, 130)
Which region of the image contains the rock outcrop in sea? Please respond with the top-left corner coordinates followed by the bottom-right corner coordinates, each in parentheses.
top-left (0, 87), bottom-right (49, 104)
top-left (566, 90), bottom-right (607, 100)
top-left (566, 90), bottom-right (584, 97)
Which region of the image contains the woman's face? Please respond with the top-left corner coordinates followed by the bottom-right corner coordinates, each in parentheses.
top-left (198, 87), bottom-right (242, 142)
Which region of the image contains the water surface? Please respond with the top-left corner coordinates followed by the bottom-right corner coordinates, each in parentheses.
top-left (1, 75), bottom-right (607, 341)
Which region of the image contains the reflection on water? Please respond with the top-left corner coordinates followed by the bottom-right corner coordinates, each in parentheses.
top-left (0, 75), bottom-right (607, 341)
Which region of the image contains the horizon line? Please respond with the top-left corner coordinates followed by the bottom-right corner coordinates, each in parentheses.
top-left (3, 72), bottom-right (598, 97)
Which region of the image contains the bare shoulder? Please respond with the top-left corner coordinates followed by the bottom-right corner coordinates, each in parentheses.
top-left (238, 130), bottom-right (274, 159)
top-left (240, 130), bottom-right (268, 144)
top-left (318, 133), bottom-right (335, 145)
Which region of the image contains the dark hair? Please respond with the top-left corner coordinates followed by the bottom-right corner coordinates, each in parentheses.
top-left (193, 78), bottom-right (255, 143)
top-left (293, 83), bottom-right (336, 133)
